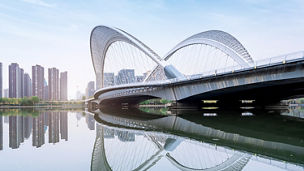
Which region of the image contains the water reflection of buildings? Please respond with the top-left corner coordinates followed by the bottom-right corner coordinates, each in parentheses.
top-left (104, 127), bottom-right (135, 142)
top-left (0, 111), bottom-right (71, 150)
top-left (32, 113), bottom-right (44, 147)
top-left (85, 114), bottom-right (95, 130)
top-left (0, 115), bottom-right (2, 150)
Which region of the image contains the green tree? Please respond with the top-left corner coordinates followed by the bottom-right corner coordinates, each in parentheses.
top-left (31, 96), bottom-right (40, 105)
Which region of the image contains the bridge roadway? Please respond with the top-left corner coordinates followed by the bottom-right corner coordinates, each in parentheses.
top-left (93, 55), bottom-right (304, 106)
top-left (88, 109), bottom-right (304, 170)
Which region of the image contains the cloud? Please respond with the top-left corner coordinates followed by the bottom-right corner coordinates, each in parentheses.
top-left (21, 0), bottom-right (55, 7)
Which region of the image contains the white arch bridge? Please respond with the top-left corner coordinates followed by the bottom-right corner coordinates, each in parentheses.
top-left (90, 26), bottom-right (304, 106)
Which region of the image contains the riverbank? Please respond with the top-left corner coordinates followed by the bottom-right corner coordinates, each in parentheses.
top-left (0, 104), bottom-right (84, 109)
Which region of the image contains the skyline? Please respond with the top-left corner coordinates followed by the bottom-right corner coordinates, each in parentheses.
top-left (1, 0), bottom-right (304, 99)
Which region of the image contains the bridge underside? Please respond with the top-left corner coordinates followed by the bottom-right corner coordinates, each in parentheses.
top-left (180, 78), bottom-right (304, 106)
top-left (99, 95), bottom-right (157, 107)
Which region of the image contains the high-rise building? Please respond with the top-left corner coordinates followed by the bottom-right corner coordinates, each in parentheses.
top-left (9, 63), bottom-right (24, 98)
top-left (3, 89), bottom-right (8, 98)
top-left (0, 62), bottom-right (2, 98)
top-left (86, 81), bottom-right (95, 98)
top-left (116, 69), bottom-right (135, 85)
top-left (23, 73), bottom-right (32, 97)
top-left (76, 91), bottom-right (83, 100)
top-left (136, 75), bottom-right (144, 82)
top-left (60, 71), bottom-right (68, 101)
top-left (103, 72), bottom-right (114, 87)
top-left (48, 68), bottom-right (59, 101)
top-left (20, 68), bottom-right (24, 97)
top-left (43, 79), bottom-right (48, 100)
top-left (32, 65), bottom-right (44, 99)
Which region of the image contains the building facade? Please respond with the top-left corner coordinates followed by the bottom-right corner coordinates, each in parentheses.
top-left (23, 73), bottom-right (32, 97)
top-left (116, 69), bottom-right (135, 85)
top-left (48, 68), bottom-right (59, 101)
top-left (103, 72), bottom-right (114, 87)
top-left (86, 81), bottom-right (95, 98)
top-left (32, 65), bottom-right (44, 99)
top-left (9, 63), bottom-right (24, 98)
top-left (60, 71), bottom-right (68, 101)
top-left (0, 62), bottom-right (2, 98)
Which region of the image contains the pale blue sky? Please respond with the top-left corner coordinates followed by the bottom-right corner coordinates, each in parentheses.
top-left (0, 0), bottom-right (304, 99)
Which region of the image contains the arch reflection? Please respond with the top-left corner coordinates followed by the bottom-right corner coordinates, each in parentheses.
top-left (89, 108), bottom-right (304, 171)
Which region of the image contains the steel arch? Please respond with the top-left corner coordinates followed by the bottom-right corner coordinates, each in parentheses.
top-left (164, 30), bottom-right (253, 66)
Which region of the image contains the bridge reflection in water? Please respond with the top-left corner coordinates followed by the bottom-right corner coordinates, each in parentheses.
top-left (89, 108), bottom-right (304, 171)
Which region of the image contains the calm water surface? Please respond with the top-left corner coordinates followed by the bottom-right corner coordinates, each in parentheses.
top-left (0, 107), bottom-right (303, 171)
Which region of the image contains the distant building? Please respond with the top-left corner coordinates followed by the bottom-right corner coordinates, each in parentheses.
top-left (76, 91), bottom-right (83, 100)
top-left (3, 89), bottom-right (8, 98)
top-left (103, 72), bottom-right (114, 87)
top-left (44, 79), bottom-right (48, 100)
top-left (60, 71), bottom-right (68, 101)
top-left (86, 81), bottom-right (95, 98)
top-left (48, 68), bottom-right (59, 101)
top-left (32, 65), bottom-right (44, 99)
top-left (116, 69), bottom-right (135, 85)
top-left (20, 68), bottom-right (24, 98)
top-left (9, 63), bottom-right (24, 98)
top-left (136, 75), bottom-right (144, 82)
top-left (0, 62), bottom-right (2, 98)
top-left (23, 73), bottom-right (32, 97)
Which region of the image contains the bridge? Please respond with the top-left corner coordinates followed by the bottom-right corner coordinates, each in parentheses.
top-left (87, 109), bottom-right (304, 170)
top-left (89, 26), bottom-right (304, 106)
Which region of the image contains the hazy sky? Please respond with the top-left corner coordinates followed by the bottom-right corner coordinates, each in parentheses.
top-left (0, 0), bottom-right (304, 99)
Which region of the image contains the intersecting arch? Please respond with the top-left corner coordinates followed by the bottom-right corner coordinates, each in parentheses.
top-left (90, 26), bottom-right (254, 88)
top-left (90, 26), bottom-right (162, 89)
top-left (164, 30), bottom-right (253, 66)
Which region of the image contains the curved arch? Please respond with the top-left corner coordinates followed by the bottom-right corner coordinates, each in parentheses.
top-left (90, 26), bottom-right (162, 89)
top-left (90, 26), bottom-right (254, 89)
top-left (164, 30), bottom-right (253, 67)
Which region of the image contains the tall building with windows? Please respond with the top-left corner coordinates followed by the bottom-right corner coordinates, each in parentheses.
top-left (32, 65), bottom-right (44, 99)
top-left (9, 63), bottom-right (24, 98)
top-left (48, 68), bottom-right (59, 101)
top-left (23, 73), bottom-right (32, 97)
top-left (60, 71), bottom-right (67, 101)
top-left (3, 89), bottom-right (8, 98)
top-left (116, 69), bottom-right (135, 85)
top-left (103, 72), bottom-right (114, 87)
top-left (86, 81), bottom-right (95, 98)
top-left (43, 79), bottom-right (48, 100)
top-left (0, 62), bottom-right (2, 98)
top-left (20, 68), bottom-right (24, 97)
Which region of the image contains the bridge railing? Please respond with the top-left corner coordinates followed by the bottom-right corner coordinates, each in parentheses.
top-left (188, 50), bottom-right (304, 80)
